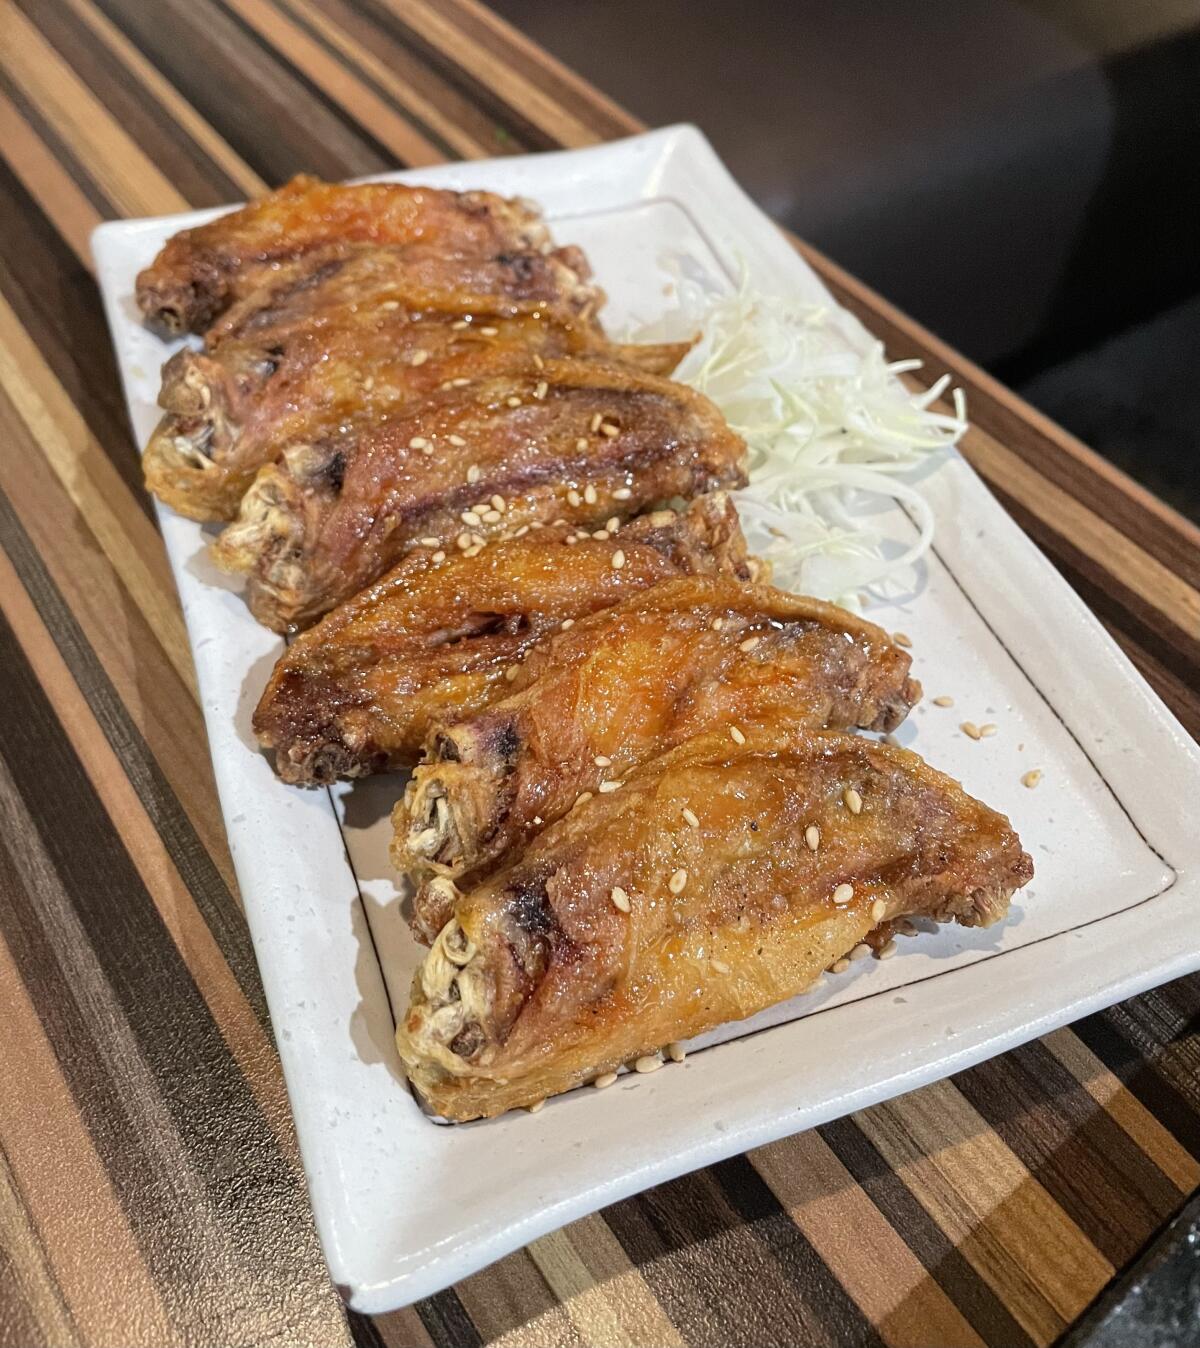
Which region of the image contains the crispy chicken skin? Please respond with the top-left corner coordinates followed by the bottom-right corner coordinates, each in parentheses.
top-left (254, 497), bottom-right (756, 785)
top-left (135, 175), bottom-right (599, 335)
top-left (146, 294), bottom-right (689, 522)
top-left (211, 358), bottom-right (747, 631)
top-left (396, 725), bottom-right (1034, 1120)
top-left (398, 577), bottom-right (920, 917)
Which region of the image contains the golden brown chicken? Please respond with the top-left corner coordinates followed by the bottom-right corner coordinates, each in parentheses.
top-left (254, 496), bottom-right (755, 785)
top-left (135, 175), bottom-right (599, 335)
top-left (397, 577), bottom-right (921, 922)
top-left (397, 724), bottom-right (1034, 1120)
top-left (146, 291), bottom-right (688, 521)
top-left (212, 358), bottom-right (747, 631)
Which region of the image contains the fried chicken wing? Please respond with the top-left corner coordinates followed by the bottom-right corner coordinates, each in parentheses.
top-left (136, 175), bottom-right (598, 334)
top-left (398, 578), bottom-right (920, 919)
top-left (396, 725), bottom-right (1033, 1119)
top-left (212, 359), bottom-right (747, 631)
top-left (146, 290), bottom-right (688, 521)
top-left (254, 496), bottom-right (755, 784)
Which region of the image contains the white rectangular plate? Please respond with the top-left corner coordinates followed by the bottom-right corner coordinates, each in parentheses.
top-left (92, 125), bottom-right (1200, 1314)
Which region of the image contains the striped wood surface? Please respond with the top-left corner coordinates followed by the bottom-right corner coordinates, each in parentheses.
top-left (0, 1), bottom-right (1198, 1345)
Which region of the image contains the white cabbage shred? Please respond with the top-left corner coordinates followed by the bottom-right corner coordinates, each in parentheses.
top-left (629, 261), bottom-right (968, 604)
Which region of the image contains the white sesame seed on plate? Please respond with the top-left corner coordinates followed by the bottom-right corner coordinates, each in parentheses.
top-left (932, 695), bottom-right (954, 707)
top-left (612, 487), bottom-right (632, 500)
top-left (666, 1042), bottom-right (686, 1063)
top-left (610, 886), bottom-right (631, 913)
top-left (892, 631), bottom-right (912, 648)
top-left (729, 726), bottom-right (745, 745)
top-left (805, 824), bottom-right (820, 851)
top-left (849, 942), bottom-right (871, 962)
top-left (844, 786), bottom-right (863, 814)
top-left (681, 807), bottom-right (699, 828)
top-left (878, 939), bottom-right (897, 960)
top-left (979, 723), bottom-right (998, 737)
top-left (960, 721), bottom-right (982, 740)
top-left (668, 868), bottom-right (688, 895)
top-left (593, 1072), bottom-right (617, 1089)
top-left (832, 882), bottom-right (854, 905)
top-left (831, 958), bottom-right (850, 974)
top-left (611, 550), bottom-right (626, 570)
top-left (527, 1098), bottom-right (545, 1113)
top-left (1022, 768), bottom-right (1044, 788)
top-left (634, 1055), bottom-right (662, 1074)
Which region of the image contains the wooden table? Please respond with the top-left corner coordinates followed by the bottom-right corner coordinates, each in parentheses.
top-left (1, 2), bottom-right (1197, 1345)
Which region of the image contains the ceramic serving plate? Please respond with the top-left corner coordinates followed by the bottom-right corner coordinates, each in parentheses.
top-left (92, 125), bottom-right (1200, 1314)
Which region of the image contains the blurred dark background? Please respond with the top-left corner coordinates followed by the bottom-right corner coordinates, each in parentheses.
top-left (490, 0), bottom-right (1200, 520)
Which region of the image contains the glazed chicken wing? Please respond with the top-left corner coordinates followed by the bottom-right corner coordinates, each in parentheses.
top-left (135, 175), bottom-right (598, 334)
top-left (212, 358), bottom-right (747, 631)
top-left (397, 725), bottom-right (1034, 1120)
top-left (397, 577), bottom-right (921, 924)
top-left (146, 288), bottom-right (688, 521)
top-left (254, 496), bottom-right (755, 784)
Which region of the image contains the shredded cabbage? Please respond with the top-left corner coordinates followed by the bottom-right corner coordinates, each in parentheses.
top-left (629, 262), bottom-right (967, 605)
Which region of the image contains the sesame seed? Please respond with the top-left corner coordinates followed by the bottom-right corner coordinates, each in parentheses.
top-left (729, 726), bottom-right (746, 745)
top-left (527, 1098), bottom-right (545, 1113)
top-left (878, 939), bottom-right (897, 960)
top-left (564, 534), bottom-right (578, 546)
top-left (456, 532), bottom-right (472, 550)
top-left (432, 550), bottom-right (445, 563)
top-left (979, 723), bottom-right (998, 737)
top-left (893, 631), bottom-right (912, 648)
top-left (451, 319), bottom-right (469, 330)
top-left (598, 780), bottom-right (623, 794)
top-left (613, 487), bottom-right (632, 500)
top-left (592, 529), bottom-right (610, 541)
top-left (710, 959), bottom-right (731, 975)
top-left (805, 825), bottom-right (820, 851)
top-left (870, 898), bottom-right (886, 922)
top-left (831, 958), bottom-right (851, 974)
top-left (461, 511), bottom-right (482, 527)
top-left (610, 886), bottom-right (631, 913)
top-left (594, 755), bottom-right (612, 767)
top-left (560, 619), bottom-right (574, 630)
top-left (607, 517), bottom-right (620, 532)
top-left (711, 617), bottom-right (724, 631)
top-left (584, 483), bottom-right (598, 505)
top-left (534, 380), bottom-right (548, 399)
top-left (611, 550), bottom-right (626, 569)
top-left (419, 536), bottom-right (440, 547)
top-left (575, 437), bottom-right (588, 451)
top-left (1022, 769), bottom-right (1043, 788)
top-left (362, 375), bottom-right (375, 392)
top-left (849, 942), bottom-right (871, 962)
top-left (832, 882), bottom-right (854, 905)
top-left (567, 489), bottom-right (582, 507)
top-left (532, 816), bottom-right (543, 825)
top-left (483, 510), bottom-right (502, 524)
top-left (634, 1054), bottom-right (662, 1074)
top-left (421, 443), bottom-right (434, 456)
top-left (882, 734), bottom-right (901, 747)
top-left (933, 695), bottom-right (954, 707)
top-left (739, 636), bottom-right (760, 652)
top-left (380, 300), bottom-right (400, 310)
top-left (506, 396), bottom-right (522, 407)
top-left (466, 464), bottom-right (481, 484)
top-left (844, 787), bottom-right (863, 814)
top-left (471, 533), bottom-right (485, 547)
top-left (463, 544), bottom-right (483, 557)
top-left (666, 1042), bottom-right (686, 1063)
top-left (451, 377), bottom-right (470, 386)
top-left (533, 354), bottom-right (544, 369)
top-left (514, 525), bottom-right (530, 538)
top-left (668, 868), bottom-right (688, 894)
top-left (491, 495), bottom-right (506, 512)
top-left (575, 791), bottom-right (593, 807)
top-left (410, 350), bottom-right (429, 366)
top-left (504, 665), bottom-right (520, 682)
top-left (589, 413), bottom-right (603, 432)
top-left (960, 721), bottom-right (982, 740)
top-left (593, 1072), bottom-right (617, 1089)
top-left (480, 326), bottom-right (498, 336)
top-left (682, 807), bottom-right (700, 828)
top-left (408, 436), bottom-right (430, 450)
top-left (600, 423), bottom-right (620, 438)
